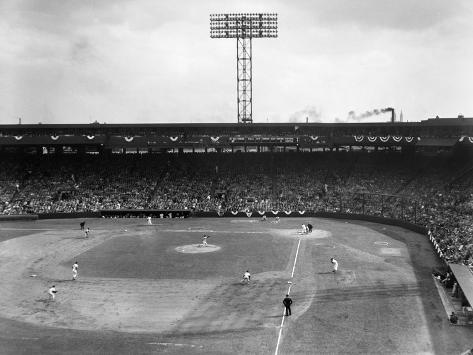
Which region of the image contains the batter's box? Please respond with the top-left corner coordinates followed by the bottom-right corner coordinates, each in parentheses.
top-left (380, 248), bottom-right (402, 256)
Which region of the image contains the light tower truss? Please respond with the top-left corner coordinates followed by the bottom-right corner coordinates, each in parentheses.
top-left (210, 13), bottom-right (278, 124)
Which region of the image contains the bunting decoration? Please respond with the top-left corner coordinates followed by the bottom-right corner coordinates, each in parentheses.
top-left (51, 135), bottom-right (59, 140)
top-left (124, 136), bottom-right (134, 142)
top-left (310, 136), bottom-right (319, 141)
top-left (284, 211), bottom-right (292, 215)
top-left (354, 135), bottom-right (364, 142)
top-left (210, 136), bottom-right (220, 143)
top-left (14, 136), bottom-right (23, 140)
top-left (405, 137), bottom-right (414, 143)
top-left (392, 136), bottom-right (402, 142)
top-left (231, 211), bottom-right (239, 215)
top-left (367, 136), bottom-right (377, 142)
top-left (298, 210), bottom-right (306, 215)
top-left (169, 136), bottom-right (179, 142)
top-left (271, 210), bottom-right (279, 215)
top-left (86, 135), bottom-right (95, 140)
top-left (258, 211), bottom-right (265, 215)
top-left (460, 136), bottom-right (473, 143)
top-left (379, 136), bottom-right (390, 142)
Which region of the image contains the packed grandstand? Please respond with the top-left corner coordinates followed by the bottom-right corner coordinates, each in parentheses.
top-left (0, 119), bottom-right (472, 267)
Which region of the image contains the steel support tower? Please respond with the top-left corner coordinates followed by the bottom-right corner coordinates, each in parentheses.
top-left (210, 13), bottom-right (278, 123)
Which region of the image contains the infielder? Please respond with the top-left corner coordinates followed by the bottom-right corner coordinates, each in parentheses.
top-left (331, 257), bottom-right (338, 273)
top-left (241, 270), bottom-right (251, 283)
top-left (301, 224), bottom-right (308, 234)
top-left (84, 227), bottom-right (90, 238)
top-left (72, 261), bottom-right (78, 280)
top-left (48, 285), bottom-right (57, 301)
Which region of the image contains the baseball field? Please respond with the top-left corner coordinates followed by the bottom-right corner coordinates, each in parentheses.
top-left (0, 217), bottom-right (472, 354)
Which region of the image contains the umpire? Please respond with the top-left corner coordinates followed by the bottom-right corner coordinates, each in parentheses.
top-left (283, 294), bottom-right (292, 316)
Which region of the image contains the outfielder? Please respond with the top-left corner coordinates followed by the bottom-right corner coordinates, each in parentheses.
top-left (147, 216), bottom-right (152, 225)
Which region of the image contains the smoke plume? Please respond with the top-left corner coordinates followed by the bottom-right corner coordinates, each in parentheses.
top-left (346, 108), bottom-right (393, 122)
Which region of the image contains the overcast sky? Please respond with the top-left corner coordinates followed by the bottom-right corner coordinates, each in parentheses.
top-left (1, 0), bottom-right (473, 124)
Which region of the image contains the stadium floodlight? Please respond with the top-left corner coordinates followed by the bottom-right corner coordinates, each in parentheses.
top-left (210, 13), bottom-right (278, 124)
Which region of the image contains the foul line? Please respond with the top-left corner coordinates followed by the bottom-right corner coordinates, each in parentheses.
top-left (274, 237), bottom-right (301, 355)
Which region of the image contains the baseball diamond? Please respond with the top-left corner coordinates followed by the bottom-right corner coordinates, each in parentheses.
top-left (0, 217), bottom-right (471, 354)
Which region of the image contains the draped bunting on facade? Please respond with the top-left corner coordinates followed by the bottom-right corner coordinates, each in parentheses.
top-left (51, 135), bottom-right (59, 141)
top-left (354, 136), bottom-right (364, 142)
top-left (231, 211), bottom-right (239, 215)
top-left (14, 136), bottom-right (23, 140)
top-left (258, 211), bottom-right (265, 215)
top-left (271, 210), bottom-right (279, 215)
top-left (86, 135), bottom-right (95, 140)
top-left (352, 135), bottom-right (420, 144)
top-left (284, 211), bottom-right (292, 215)
top-left (310, 136), bottom-right (319, 141)
top-left (124, 137), bottom-right (134, 142)
top-left (169, 136), bottom-right (179, 142)
top-left (210, 136), bottom-right (220, 143)
top-left (298, 211), bottom-right (306, 215)
top-left (458, 136), bottom-right (473, 143)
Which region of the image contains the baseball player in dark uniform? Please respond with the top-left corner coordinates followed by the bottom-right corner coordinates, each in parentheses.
top-left (307, 223), bottom-right (313, 233)
top-left (283, 294), bottom-right (292, 316)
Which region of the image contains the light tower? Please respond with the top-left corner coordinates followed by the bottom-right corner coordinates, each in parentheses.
top-left (210, 13), bottom-right (278, 123)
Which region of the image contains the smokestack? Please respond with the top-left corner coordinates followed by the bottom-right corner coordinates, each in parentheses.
top-left (385, 107), bottom-right (395, 123)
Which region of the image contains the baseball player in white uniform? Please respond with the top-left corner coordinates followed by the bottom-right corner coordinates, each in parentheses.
top-left (147, 216), bottom-right (152, 225)
top-left (72, 261), bottom-right (78, 280)
top-left (199, 235), bottom-right (209, 247)
top-left (241, 270), bottom-right (251, 283)
top-left (331, 258), bottom-right (338, 273)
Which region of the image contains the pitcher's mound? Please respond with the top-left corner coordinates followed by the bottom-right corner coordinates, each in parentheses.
top-left (175, 244), bottom-right (221, 254)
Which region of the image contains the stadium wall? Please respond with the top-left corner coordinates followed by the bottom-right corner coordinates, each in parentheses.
top-left (0, 214), bottom-right (38, 221)
top-left (28, 210), bottom-right (426, 234)
top-left (38, 212), bottom-right (100, 219)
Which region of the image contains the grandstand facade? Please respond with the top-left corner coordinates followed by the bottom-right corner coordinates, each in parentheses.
top-left (0, 117), bottom-right (472, 155)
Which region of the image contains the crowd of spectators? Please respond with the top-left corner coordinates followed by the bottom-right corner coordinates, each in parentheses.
top-left (0, 151), bottom-right (471, 265)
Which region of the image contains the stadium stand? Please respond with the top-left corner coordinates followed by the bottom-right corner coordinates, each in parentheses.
top-left (0, 150), bottom-right (472, 266)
